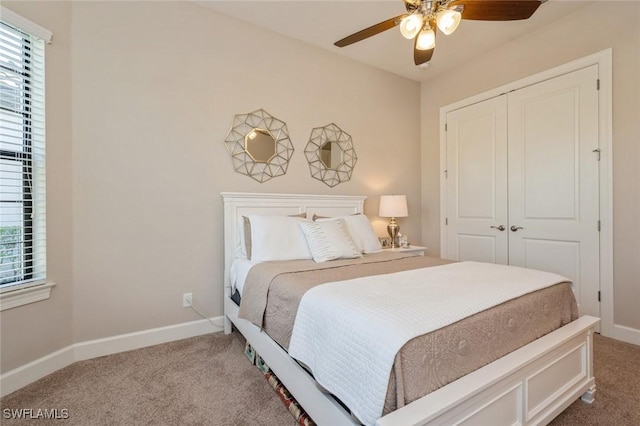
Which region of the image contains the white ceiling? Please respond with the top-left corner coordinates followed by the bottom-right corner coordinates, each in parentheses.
top-left (195, 1), bottom-right (594, 82)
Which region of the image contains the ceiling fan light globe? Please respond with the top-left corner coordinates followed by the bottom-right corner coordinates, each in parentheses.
top-left (400, 14), bottom-right (423, 39)
top-left (436, 9), bottom-right (461, 35)
top-left (416, 28), bottom-right (436, 50)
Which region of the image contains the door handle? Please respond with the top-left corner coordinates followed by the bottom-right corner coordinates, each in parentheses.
top-left (490, 225), bottom-right (505, 231)
top-left (510, 226), bottom-right (524, 232)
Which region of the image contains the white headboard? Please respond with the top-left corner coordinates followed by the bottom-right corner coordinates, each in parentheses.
top-left (220, 192), bottom-right (367, 297)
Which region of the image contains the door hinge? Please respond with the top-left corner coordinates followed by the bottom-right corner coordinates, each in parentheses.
top-left (445, 218), bottom-right (448, 225)
top-left (597, 79), bottom-right (600, 90)
top-left (593, 149), bottom-right (601, 161)
top-left (598, 291), bottom-right (601, 302)
top-left (445, 123), bottom-right (448, 131)
top-left (444, 169), bottom-right (448, 179)
top-left (597, 220), bottom-right (601, 232)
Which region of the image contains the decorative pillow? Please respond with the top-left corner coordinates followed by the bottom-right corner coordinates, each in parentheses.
top-left (238, 213), bottom-right (306, 260)
top-left (317, 214), bottom-right (382, 254)
top-left (299, 219), bottom-right (362, 263)
top-left (247, 215), bottom-right (312, 262)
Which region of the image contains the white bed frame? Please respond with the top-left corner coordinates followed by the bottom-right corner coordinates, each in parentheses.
top-left (221, 192), bottom-right (599, 426)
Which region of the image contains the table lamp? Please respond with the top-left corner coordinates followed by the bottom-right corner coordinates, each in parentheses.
top-left (379, 195), bottom-right (408, 248)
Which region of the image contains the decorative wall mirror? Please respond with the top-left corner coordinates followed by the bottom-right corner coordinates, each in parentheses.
top-left (224, 109), bottom-right (294, 183)
top-left (304, 123), bottom-right (357, 187)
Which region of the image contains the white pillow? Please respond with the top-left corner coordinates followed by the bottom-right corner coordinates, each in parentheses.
top-left (247, 215), bottom-right (312, 262)
top-left (299, 219), bottom-right (362, 263)
top-left (237, 213), bottom-right (307, 260)
top-left (317, 214), bottom-right (382, 254)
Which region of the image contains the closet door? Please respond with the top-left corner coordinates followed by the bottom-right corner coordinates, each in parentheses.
top-left (445, 95), bottom-right (508, 264)
top-left (507, 65), bottom-right (600, 317)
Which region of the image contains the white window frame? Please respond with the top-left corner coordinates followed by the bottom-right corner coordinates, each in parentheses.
top-left (0, 7), bottom-right (53, 311)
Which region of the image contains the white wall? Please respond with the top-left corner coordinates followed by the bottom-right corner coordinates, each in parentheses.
top-left (1, 1), bottom-right (422, 372)
top-left (421, 1), bottom-right (640, 332)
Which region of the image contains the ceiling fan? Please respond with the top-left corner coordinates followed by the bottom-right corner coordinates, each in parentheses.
top-left (334, 0), bottom-right (548, 66)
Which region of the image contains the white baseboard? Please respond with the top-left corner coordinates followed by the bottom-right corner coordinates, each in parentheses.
top-left (0, 316), bottom-right (223, 398)
top-left (0, 345), bottom-right (75, 399)
top-left (74, 317), bottom-right (223, 361)
top-left (611, 323), bottom-right (640, 346)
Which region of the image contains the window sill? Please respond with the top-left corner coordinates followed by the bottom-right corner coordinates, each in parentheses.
top-left (0, 282), bottom-right (56, 311)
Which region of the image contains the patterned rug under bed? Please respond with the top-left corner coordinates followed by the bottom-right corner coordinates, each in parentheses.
top-left (245, 342), bottom-right (316, 426)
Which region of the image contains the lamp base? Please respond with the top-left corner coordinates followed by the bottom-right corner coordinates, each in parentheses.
top-left (387, 218), bottom-right (400, 249)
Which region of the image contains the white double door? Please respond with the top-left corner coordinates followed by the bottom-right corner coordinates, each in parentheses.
top-left (444, 65), bottom-right (600, 318)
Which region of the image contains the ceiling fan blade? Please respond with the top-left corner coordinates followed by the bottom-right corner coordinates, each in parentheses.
top-left (335, 15), bottom-right (406, 47)
top-left (414, 30), bottom-right (435, 66)
top-left (451, 0), bottom-right (543, 21)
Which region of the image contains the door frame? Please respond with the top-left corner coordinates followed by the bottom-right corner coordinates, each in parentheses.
top-left (439, 49), bottom-right (613, 337)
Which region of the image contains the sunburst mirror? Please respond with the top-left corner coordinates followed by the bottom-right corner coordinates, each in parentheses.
top-left (304, 123), bottom-right (357, 188)
top-left (224, 109), bottom-right (294, 183)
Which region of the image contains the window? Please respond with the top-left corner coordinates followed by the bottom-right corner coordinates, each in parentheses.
top-left (0, 8), bottom-right (52, 309)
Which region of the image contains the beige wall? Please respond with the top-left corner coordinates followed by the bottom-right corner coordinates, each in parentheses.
top-left (0, 1), bottom-right (74, 373)
top-left (1, 1), bottom-right (422, 372)
top-left (421, 2), bottom-right (640, 330)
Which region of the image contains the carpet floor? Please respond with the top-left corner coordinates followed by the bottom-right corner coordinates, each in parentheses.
top-left (1, 331), bottom-right (638, 425)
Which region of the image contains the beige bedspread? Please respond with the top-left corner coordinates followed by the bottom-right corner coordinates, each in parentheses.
top-left (238, 252), bottom-right (578, 417)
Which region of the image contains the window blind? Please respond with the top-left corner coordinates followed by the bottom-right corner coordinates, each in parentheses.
top-left (0, 19), bottom-right (46, 290)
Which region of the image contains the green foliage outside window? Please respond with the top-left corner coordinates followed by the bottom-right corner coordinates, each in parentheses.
top-left (0, 226), bottom-right (22, 284)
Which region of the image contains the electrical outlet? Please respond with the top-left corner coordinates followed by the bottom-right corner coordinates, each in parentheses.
top-left (183, 293), bottom-right (193, 308)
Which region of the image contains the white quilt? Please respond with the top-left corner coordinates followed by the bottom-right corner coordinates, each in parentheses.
top-left (287, 261), bottom-right (569, 426)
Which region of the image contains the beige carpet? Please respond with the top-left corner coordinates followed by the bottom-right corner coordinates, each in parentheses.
top-left (550, 333), bottom-right (640, 426)
top-left (1, 332), bottom-right (638, 425)
top-left (1, 332), bottom-right (295, 425)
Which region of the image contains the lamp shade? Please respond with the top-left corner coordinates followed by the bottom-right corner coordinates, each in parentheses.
top-left (436, 9), bottom-right (461, 35)
top-left (416, 28), bottom-right (436, 50)
top-left (400, 14), bottom-right (422, 39)
top-left (379, 195), bottom-right (408, 218)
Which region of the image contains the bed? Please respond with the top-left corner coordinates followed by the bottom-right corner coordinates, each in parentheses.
top-left (221, 192), bottom-right (599, 426)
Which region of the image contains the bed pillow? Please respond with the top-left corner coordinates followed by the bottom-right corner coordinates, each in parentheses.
top-left (316, 214), bottom-right (382, 254)
top-left (237, 219), bottom-right (249, 259)
top-left (299, 219), bottom-right (362, 263)
top-left (247, 215), bottom-right (312, 262)
top-left (238, 213), bottom-right (306, 260)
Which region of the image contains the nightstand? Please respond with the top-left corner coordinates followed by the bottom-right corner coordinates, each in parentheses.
top-left (386, 245), bottom-right (427, 256)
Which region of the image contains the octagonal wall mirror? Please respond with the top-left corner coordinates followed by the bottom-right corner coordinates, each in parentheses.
top-left (320, 141), bottom-right (344, 169)
top-left (224, 109), bottom-right (294, 183)
top-left (304, 123), bottom-right (357, 188)
top-left (245, 128), bottom-right (276, 163)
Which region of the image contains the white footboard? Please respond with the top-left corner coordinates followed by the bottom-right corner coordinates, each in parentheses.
top-left (377, 315), bottom-right (599, 426)
top-left (226, 295), bottom-right (598, 426)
